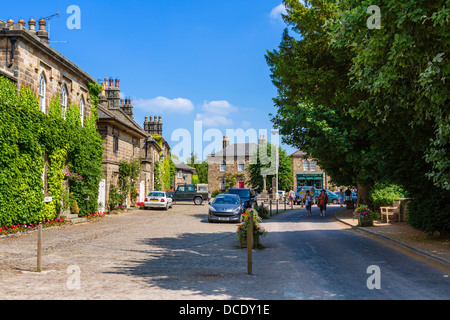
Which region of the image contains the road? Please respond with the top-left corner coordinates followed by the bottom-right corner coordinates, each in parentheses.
top-left (0, 204), bottom-right (448, 300)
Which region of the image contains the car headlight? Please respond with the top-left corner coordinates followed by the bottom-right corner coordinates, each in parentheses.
top-left (233, 207), bottom-right (241, 213)
top-left (209, 206), bottom-right (217, 213)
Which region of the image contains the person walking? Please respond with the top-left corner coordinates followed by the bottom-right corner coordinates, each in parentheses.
top-left (338, 189), bottom-right (344, 207)
top-left (303, 190), bottom-right (313, 217)
top-left (288, 188), bottom-right (296, 209)
top-left (318, 189), bottom-right (328, 217)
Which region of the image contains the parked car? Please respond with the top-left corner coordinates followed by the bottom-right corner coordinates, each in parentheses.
top-left (314, 189), bottom-right (340, 204)
top-left (208, 194), bottom-right (244, 223)
top-left (167, 184), bottom-right (210, 205)
top-left (295, 186), bottom-right (317, 205)
top-left (144, 191), bottom-right (173, 210)
top-left (226, 188), bottom-right (257, 209)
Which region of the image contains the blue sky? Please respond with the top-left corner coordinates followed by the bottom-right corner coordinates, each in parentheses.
top-left (4, 0), bottom-right (296, 161)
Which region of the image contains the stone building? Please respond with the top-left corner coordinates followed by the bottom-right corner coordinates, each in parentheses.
top-left (0, 18), bottom-right (94, 120)
top-left (291, 150), bottom-right (330, 189)
top-left (173, 159), bottom-right (197, 188)
top-left (97, 79), bottom-right (164, 208)
top-left (0, 17), bottom-right (96, 205)
top-left (207, 136), bottom-right (258, 192)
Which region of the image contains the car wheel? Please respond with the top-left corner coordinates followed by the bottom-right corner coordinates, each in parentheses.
top-left (194, 197), bottom-right (203, 205)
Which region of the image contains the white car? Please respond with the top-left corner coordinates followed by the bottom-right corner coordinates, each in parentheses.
top-left (144, 191), bottom-right (173, 210)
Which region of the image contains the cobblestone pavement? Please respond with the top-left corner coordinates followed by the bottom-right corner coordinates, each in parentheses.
top-left (0, 204), bottom-right (448, 300)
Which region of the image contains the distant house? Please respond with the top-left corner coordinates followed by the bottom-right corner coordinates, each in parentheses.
top-left (207, 136), bottom-right (260, 192)
top-left (173, 159), bottom-right (197, 188)
top-left (291, 150), bottom-right (330, 189)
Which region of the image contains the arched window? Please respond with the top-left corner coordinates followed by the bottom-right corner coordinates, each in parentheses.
top-left (303, 160), bottom-right (310, 171)
top-left (39, 74), bottom-right (46, 113)
top-left (61, 85), bottom-right (68, 120)
top-left (79, 96), bottom-right (85, 126)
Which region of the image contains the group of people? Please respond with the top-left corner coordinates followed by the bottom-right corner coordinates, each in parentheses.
top-left (287, 188), bottom-right (329, 217)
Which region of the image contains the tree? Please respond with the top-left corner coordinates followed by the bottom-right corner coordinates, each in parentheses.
top-left (266, 0), bottom-right (382, 204)
top-left (248, 143), bottom-right (293, 192)
top-left (329, 0), bottom-right (450, 235)
top-left (186, 152), bottom-right (208, 184)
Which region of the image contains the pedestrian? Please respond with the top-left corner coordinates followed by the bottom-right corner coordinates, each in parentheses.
top-left (300, 186), bottom-right (305, 207)
top-left (303, 190), bottom-right (313, 217)
top-left (338, 189), bottom-right (344, 207)
top-left (288, 188), bottom-right (296, 209)
top-left (318, 189), bottom-right (328, 217)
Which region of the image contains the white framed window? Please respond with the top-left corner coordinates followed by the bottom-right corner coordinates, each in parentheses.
top-left (177, 171), bottom-right (182, 178)
top-left (39, 74), bottom-right (46, 113)
top-left (303, 160), bottom-right (310, 171)
top-left (61, 85), bottom-right (68, 120)
top-left (310, 160), bottom-right (317, 171)
top-left (79, 96), bottom-right (85, 126)
top-left (238, 162), bottom-right (245, 172)
top-left (220, 161), bottom-right (227, 172)
top-left (220, 179), bottom-right (226, 189)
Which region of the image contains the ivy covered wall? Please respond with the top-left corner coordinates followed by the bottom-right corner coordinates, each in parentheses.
top-left (0, 77), bottom-right (104, 226)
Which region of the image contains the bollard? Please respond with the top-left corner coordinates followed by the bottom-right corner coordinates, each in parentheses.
top-left (276, 200), bottom-right (278, 215)
top-left (37, 224), bottom-right (42, 272)
top-left (269, 200), bottom-right (272, 216)
top-left (284, 199), bottom-right (286, 211)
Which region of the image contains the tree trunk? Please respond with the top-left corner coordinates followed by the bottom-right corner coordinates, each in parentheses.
top-left (357, 184), bottom-right (371, 206)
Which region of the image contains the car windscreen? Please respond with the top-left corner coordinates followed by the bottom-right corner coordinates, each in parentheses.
top-left (213, 196), bottom-right (239, 205)
top-left (148, 192), bottom-right (165, 197)
top-left (227, 189), bottom-right (250, 198)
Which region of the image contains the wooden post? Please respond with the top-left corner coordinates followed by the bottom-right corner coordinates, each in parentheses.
top-left (276, 200), bottom-right (278, 214)
top-left (284, 199), bottom-right (286, 211)
top-left (269, 200), bottom-right (272, 216)
top-left (37, 224), bottom-right (42, 273)
top-left (247, 209), bottom-right (253, 275)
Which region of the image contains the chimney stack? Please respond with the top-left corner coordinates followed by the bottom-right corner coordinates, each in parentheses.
top-left (223, 136), bottom-right (230, 149)
top-left (36, 19), bottom-right (49, 43)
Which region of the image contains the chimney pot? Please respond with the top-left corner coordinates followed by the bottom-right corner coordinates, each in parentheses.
top-left (109, 78), bottom-right (113, 87)
top-left (145, 116), bottom-right (148, 121)
top-left (7, 19), bottom-right (14, 26)
top-left (115, 79), bottom-right (119, 88)
top-left (38, 19), bottom-right (46, 30)
top-left (28, 18), bottom-right (36, 32)
top-left (18, 19), bottom-right (25, 27)
top-left (36, 19), bottom-right (49, 43)
top-left (149, 116), bottom-right (153, 121)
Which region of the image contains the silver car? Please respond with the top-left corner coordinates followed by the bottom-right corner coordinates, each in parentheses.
top-left (208, 194), bottom-right (244, 223)
top-left (144, 191), bottom-right (173, 210)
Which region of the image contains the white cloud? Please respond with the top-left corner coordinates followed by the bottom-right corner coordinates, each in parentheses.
top-left (196, 114), bottom-right (234, 127)
top-left (270, 4), bottom-right (287, 21)
top-left (195, 100), bottom-right (238, 127)
top-left (133, 96), bottom-right (194, 113)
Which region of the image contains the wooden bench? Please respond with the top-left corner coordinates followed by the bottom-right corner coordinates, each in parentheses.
top-left (380, 200), bottom-right (401, 223)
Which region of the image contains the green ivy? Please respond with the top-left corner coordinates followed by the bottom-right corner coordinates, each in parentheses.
top-left (0, 76), bottom-right (104, 226)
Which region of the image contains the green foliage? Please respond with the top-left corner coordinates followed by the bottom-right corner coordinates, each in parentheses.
top-left (118, 157), bottom-right (142, 204)
top-left (186, 152), bottom-right (208, 183)
top-left (248, 143), bottom-right (293, 191)
top-left (0, 77), bottom-right (104, 226)
top-left (0, 78), bottom-right (45, 226)
top-left (369, 182), bottom-right (408, 211)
